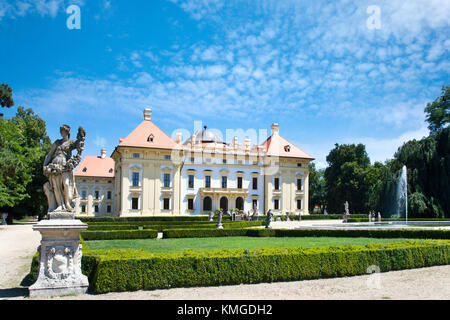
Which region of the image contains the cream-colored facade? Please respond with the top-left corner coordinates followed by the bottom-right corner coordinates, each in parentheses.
top-left (75, 109), bottom-right (314, 217)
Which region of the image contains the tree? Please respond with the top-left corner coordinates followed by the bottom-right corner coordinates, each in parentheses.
top-left (308, 163), bottom-right (327, 213)
top-left (0, 83), bottom-right (14, 108)
top-left (425, 85), bottom-right (449, 133)
top-left (0, 84), bottom-right (51, 221)
top-left (0, 119), bottom-right (31, 208)
top-left (10, 107), bottom-right (52, 220)
top-left (324, 143), bottom-right (371, 214)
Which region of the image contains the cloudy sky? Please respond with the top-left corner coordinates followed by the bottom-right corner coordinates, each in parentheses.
top-left (1, 0), bottom-right (449, 168)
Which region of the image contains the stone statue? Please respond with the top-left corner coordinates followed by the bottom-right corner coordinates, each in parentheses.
top-left (285, 212), bottom-right (290, 222)
top-left (378, 212), bottom-right (381, 222)
top-left (29, 124), bottom-right (88, 297)
top-left (252, 210), bottom-right (259, 221)
top-left (1, 213), bottom-right (7, 225)
top-left (265, 209), bottom-right (273, 229)
top-left (43, 125), bottom-right (86, 219)
top-left (343, 201), bottom-right (350, 223)
top-left (208, 211), bottom-right (214, 222)
top-left (216, 211), bottom-right (223, 229)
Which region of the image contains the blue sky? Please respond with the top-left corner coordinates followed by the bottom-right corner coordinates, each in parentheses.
top-left (1, 0), bottom-right (449, 168)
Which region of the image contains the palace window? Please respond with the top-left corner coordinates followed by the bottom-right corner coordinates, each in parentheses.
top-left (163, 198), bottom-right (170, 210)
top-left (297, 199), bottom-right (302, 210)
top-left (163, 173), bottom-right (170, 188)
top-left (205, 176), bottom-right (211, 188)
top-left (81, 205), bottom-right (86, 213)
top-left (107, 190), bottom-right (112, 200)
top-left (252, 177), bottom-right (258, 190)
top-left (133, 153), bottom-right (140, 158)
top-left (188, 198), bottom-right (194, 210)
top-left (94, 205), bottom-right (99, 213)
top-left (132, 197), bottom-right (139, 210)
top-left (274, 199), bottom-right (279, 210)
top-left (164, 155), bottom-right (171, 160)
top-left (107, 205), bottom-right (112, 213)
top-left (222, 176), bottom-right (227, 188)
top-left (237, 177), bottom-right (243, 189)
top-left (94, 190), bottom-right (100, 200)
top-left (274, 178), bottom-right (280, 190)
top-left (188, 175), bottom-right (194, 188)
top-left (252, 199), bottom-right (258, 210)
top-left (297, 178), bottom-right (303, 191)
top-left (132, 172), bottom-right (140, 187)
top-left (81, 190), bottom-right (87, 200)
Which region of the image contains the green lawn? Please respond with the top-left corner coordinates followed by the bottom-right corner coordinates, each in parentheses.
top-left (85, 236), bottom-right (421, 253)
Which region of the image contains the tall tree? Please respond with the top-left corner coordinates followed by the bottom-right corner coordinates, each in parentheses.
top-left (11, 107), bottom-right (52, 219)
top-left (425, 85), bottom-right (449, 133)
top-left (0, 118), bottom-right (31, 208)
top-left (0, 83), bottom-right (14, 108)
top-left (308, 162), bottom-right (327, 213)
top-left (0, 84), bottom-right (51, 221)
top-left (324, 143), bottom-right (371, 214)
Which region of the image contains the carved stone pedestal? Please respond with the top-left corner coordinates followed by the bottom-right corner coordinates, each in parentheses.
top-left (29, 218), bottom-right (88, 298)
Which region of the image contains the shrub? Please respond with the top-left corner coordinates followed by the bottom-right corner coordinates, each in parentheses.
top-left (246, 228), bottom-right (450, 239)
top-left (80, 230), bottom-right (158, 241)
top-left (87, 240), bottom-right (450, 293)
top-left (161, 227), bottom-right (450, 239)
top-left (163, 228), bottom-right (249, 238)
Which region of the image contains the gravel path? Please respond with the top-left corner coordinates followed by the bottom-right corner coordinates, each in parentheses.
top-left (1, 222), bottom-right (449, 300)
top-left (0, 224), bottom-right (41, 289)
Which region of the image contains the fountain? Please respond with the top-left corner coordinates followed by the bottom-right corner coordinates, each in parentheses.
top-left (397, 165), bottom-right (408, 223)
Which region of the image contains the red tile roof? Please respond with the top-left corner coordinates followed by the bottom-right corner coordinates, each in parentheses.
top-left (261, 134), bottom-right (314, 160)
top-left (118, 120), bottom-right (181, 150)
top-left (74, 156), bottom-right (115, 178)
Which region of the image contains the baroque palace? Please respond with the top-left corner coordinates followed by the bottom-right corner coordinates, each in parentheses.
top-left (74, 109), bottom-right (314, 217)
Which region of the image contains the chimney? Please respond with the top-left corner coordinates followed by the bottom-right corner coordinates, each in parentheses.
top-left (232, 137), bottom-right (238, 149)
top-left (176, 132), bottom-right (182, 144)
top-left (144, 108), bottom-right (152, 121)
top-left (244, 138), bottom-right (251, 150)
top-left (100, 148), bottom-right (107, 159)
top-left (271, 123), bottom-right (279, 136)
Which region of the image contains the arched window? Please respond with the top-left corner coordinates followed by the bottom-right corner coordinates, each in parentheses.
top-left (220, 197), bottom-right (228, 211)
top-left (203, 196), bottom-right (212, 211)
top-left (236, 197), bottom-right (244, 210)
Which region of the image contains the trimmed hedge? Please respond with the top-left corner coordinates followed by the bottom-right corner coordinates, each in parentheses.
top-left (80, 230), bottom-right (158, 241)
top-left (163, 228), bottom-right (249, 238)
top-left (85, 240), bottom-right (450, 293)
top-left (161, 227), bottom-right (450, 239)
top-left (85, 221), bottom-right (265, 232)
top-left (347, 218), bottom-right (450, 223)
top-left (78, 214), bottom-right (369, 224)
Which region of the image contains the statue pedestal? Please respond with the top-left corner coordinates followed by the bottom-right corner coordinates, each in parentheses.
top-left (29, 218), bottom-right (89, 298)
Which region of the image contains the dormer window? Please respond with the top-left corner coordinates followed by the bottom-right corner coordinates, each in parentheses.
top-left (82, 167), bottom-right (87, 172)
top-left (284, 145), bottom-right (291, 152)
top-left (148, 134), bottom-right (154, 142)
top-left (109, 168), bottom-right (113, 173)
